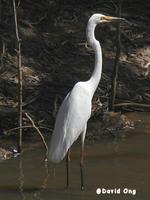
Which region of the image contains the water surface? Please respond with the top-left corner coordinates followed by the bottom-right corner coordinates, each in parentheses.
top-left (0, 112), bottom-right (150, 200)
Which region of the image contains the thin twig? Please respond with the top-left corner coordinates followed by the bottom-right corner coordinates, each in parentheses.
top-left (13, 0), bottom-right (23, 153)
top-left (52, 95), bottom-right (58, 119)
top-left (114, 102), bottom-right (150, 108)
top-left (25, 113), bottom-right (48, 157)
top-left (5, 125), bottom-right (53, 134)
top-left (17, 0), bottom-right (22, 8)
top-left (2, 38), bottom-right (6, 55)
top-left (85, 42), bottom-right (94, 52)
top-left (0, 38), bottom-right (6, 69)
top-left (110, 0), bottom-right (118, 12)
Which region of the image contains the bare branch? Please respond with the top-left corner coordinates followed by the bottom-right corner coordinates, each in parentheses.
top-left (114, 102), bottom-right (150, 108)
top-left (109, 0), bottom-right (123, 111)
top-left (25, 113), bottom-right (48, 157)
top-left (5, 125), bottom-right (53, 134)
top-left (13, 0), bottom-right (23, 153)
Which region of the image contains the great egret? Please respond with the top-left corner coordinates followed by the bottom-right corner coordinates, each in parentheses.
top-left (48, 14), bottom-right (123, 190)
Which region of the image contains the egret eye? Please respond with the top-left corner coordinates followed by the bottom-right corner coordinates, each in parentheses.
top-left (101, 16), bottom-right (105, 21)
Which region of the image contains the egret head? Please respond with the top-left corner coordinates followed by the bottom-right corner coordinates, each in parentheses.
top-left (89, 13), bottom-right (124, 25)
top-left (86, 13), bottom-right (124, 48)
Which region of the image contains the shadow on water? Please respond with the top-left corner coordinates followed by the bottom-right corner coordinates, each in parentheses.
top-left (0, 112), bottom-right (150, 200)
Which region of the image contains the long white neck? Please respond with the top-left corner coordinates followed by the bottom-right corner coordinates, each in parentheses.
top-left (86, 20), bottom-right (102, 97)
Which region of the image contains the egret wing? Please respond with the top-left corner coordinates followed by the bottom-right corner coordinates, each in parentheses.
top-left (48, 82), bottom-right (91, 163)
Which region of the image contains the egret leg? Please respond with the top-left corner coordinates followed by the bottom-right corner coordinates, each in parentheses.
top-left (80, 143), bottom-right (84, 190)
top-left (80, 124), bottom-right (87, 190)
top-left (66, 148), bottom-right (71, 189)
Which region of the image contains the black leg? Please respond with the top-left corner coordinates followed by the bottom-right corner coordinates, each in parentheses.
top-left (80, 145), bottom-right (84, 190)
top-left (66, 148), bottom-right (71, 189)
top-left (80, 124), bottom-right (86, 190)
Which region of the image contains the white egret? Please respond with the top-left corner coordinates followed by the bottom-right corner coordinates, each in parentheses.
top-left (48, 14), bottom-right (123, 190)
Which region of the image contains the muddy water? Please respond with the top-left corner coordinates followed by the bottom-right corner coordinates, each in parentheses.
top-left (0, 112), bottom-right (150, 200)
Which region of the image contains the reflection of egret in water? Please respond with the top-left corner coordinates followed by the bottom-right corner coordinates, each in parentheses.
top-left (18, 157), bottom-right (49, 200)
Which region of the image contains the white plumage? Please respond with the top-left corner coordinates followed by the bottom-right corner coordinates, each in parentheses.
top-left (49, 82), bottom-right (92, 163)
top-left (48, 13), bottom-right (123, 189)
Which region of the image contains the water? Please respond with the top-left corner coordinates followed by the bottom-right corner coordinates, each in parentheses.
top-left (0, 112), bottom-right (150, 200)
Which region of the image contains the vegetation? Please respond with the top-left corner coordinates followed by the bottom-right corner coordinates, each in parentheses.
top-left (0, 0), bottom-right (150, 140)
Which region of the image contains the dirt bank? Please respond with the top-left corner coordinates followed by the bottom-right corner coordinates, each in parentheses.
top-left (0, 0), bottom-right (150, 134)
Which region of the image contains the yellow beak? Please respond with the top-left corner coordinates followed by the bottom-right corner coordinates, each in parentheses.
top-left (101, 15), bottom-right (125, 22)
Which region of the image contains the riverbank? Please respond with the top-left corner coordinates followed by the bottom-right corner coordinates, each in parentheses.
top-left (0, 0), bottom-right (150, 134)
